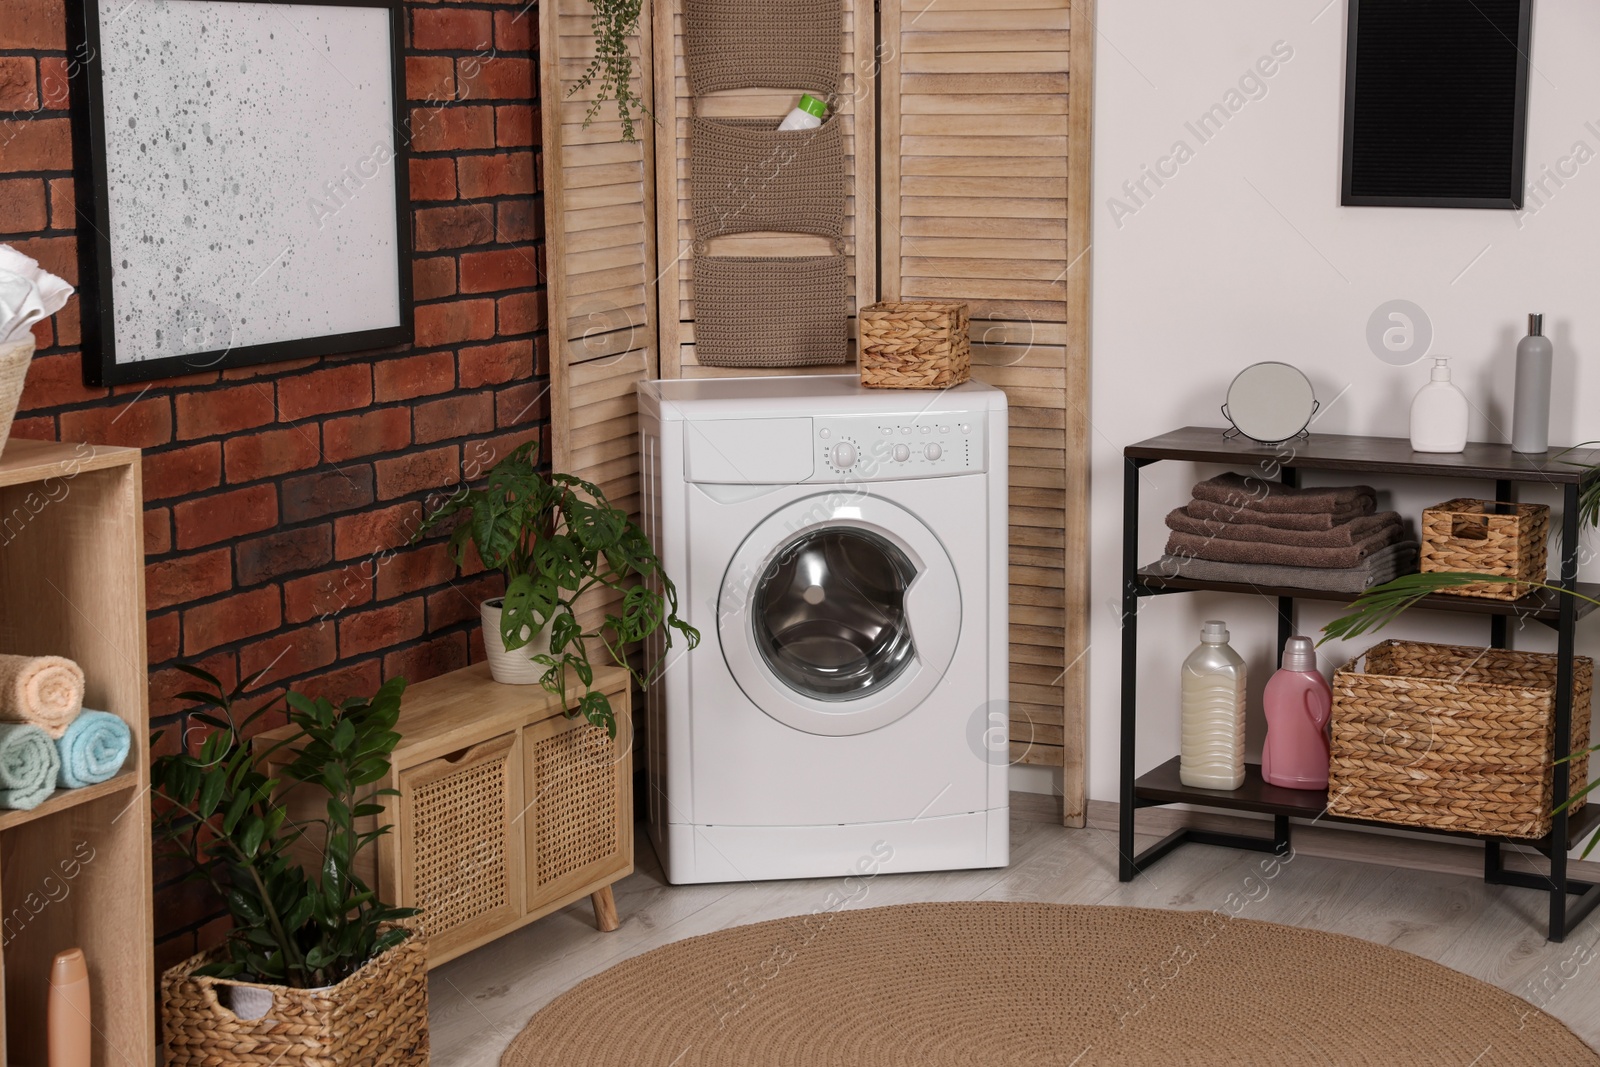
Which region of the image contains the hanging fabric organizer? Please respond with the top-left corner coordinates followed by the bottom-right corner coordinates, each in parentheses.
top-left (683, 0), bottom-right (849, 368)
top-left (682, 0), bottom-right (843, 96)
top-left (689, 117), bottom-right (847, 253)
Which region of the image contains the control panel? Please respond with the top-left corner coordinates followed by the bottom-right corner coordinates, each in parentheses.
top-left (813, 412), bottom-right (986, 481)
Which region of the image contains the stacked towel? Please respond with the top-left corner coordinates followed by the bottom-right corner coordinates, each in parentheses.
top-left (0, 654), bottom-right (84, 739)
top-left (1161, 474), bottom-right (1414, 589)
top-left (1150, 541), bottom-right (1421, 594)
top-left (56, 710), bottom-right (131, 789)
top-left (0, 723), bottom-right (61, 809)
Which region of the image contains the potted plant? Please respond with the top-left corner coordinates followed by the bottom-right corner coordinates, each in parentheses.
top-left (571, 0), bottom-right (653, 143)
top-left (153, 666), bottom-right (428, 1066)
top-left (414, 440), bottom-right (698, 736)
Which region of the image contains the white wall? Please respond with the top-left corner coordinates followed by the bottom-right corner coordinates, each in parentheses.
top-left (1071, 1), bottom-right (1600, 839)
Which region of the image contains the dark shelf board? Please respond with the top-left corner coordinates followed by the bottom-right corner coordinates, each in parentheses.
top-left (1134, 756), bottom-right (1600, 852)
top-left (1125, 427), bottom-right (1600, 485)
top-left (1137, 567), bottom-right (1600, 623)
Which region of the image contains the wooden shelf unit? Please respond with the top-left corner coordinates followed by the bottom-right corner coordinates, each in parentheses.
top-left (1121, 428), bottom-right (1600, 943)
top-left (0, 438), bottom-right (154, 1065)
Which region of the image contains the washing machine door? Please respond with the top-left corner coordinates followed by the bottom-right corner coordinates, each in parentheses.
top-left (718, 494), bottom-right (961, 736)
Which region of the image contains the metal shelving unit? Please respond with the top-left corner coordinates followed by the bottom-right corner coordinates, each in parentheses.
top-left (1120, 427), bottom-right (1600, 942)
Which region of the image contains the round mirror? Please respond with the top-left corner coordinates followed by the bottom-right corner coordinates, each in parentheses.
top-left (1223, 362), bottom-right (1318, 444)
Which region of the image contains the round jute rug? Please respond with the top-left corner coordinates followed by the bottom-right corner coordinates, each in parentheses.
top-left (500, 901), bottom-right (1598, 1067)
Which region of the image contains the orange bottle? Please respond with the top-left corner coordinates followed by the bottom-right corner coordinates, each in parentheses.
top-left (48, 948), bottom-right (92, 1067)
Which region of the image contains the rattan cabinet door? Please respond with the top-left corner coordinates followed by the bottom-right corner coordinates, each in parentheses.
top-left (398, 732), bottom-right (525, 962)
top-left (524, 710), bottom-right (633, 917)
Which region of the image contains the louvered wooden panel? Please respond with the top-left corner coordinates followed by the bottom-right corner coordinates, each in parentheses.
top-left (541, 0), bottom-right (660, 637)
top-left (881, 0), bottom-right (1092, 824)
top-left (653, 0), bottom-right (877, 376)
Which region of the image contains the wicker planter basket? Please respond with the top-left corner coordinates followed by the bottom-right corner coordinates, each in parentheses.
top-left (161, 930), bottom-right (428, 1067)
top-left (1419, 498), bottom-right (1549, 600)
top-left (0, 337), bottom-right (35, 458)
top-left (859, 301), bottom-right (971, 389)
top-left (1328, 640), bottom-right (1592, 839)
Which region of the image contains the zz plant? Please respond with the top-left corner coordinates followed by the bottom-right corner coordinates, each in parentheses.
top-left (414, 439), bottom-right (698, 738)
top-left (571, 0), bottom-right (653, 143)
top-left (151, 667), bottom-right (416, 987)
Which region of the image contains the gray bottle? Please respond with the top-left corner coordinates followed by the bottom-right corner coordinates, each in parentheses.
top-left (1512, 313), bottom-right (1553, 454)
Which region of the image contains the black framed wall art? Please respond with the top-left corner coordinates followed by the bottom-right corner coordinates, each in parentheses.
top-left (68, 0), bottom-right (412, 385)
top-left (1341, 0), bottom-right (1532, 210)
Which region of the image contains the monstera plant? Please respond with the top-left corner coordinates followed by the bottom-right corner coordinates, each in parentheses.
top-left (414, 440), bottom-right (697, 736)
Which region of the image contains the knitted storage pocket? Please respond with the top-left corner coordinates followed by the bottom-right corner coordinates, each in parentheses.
top-left (691, 255), bottom-right (849, 368)
top-left (690, 116), bottom-right (846, 254)
top-left (682, 0), bottom-right (842, 96)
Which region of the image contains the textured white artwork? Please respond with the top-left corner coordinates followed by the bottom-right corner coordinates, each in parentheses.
top-left (97, 0), bottom-right (402, 366)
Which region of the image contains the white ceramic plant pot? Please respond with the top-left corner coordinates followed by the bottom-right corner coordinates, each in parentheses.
top-left (480, 597), bottom-right (554, 685)
top-left (228, 982), bottom-right (275, 1021)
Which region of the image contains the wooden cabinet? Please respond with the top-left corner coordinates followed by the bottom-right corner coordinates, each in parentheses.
top-left (0, 440), bottom-right (154, 1066)
top-left (262, 662), bottom-right (632, 968)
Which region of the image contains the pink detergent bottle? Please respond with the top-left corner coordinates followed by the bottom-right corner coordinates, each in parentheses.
top-left (1261, 636), bottom-right (1332, 791)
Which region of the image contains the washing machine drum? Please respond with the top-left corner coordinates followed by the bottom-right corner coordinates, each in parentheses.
top-left (719, 495), bottom-right (962, 736)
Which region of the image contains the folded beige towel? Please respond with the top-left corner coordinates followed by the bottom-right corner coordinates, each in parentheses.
top-left (1192, 473), bottom-right (1377, 516)
top-left (0, 654), bottom-right (84, 739)
top-left (1165, 520), bottom-right (1403, 569)
top-left (1186, 497), bottom-right (1375, 531)
top-left (1165, 506), bottom-right (1405, 548)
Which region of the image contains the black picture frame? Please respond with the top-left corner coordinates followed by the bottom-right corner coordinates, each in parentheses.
top-left (67, 0), bottom-right (412, 386)
top-left (1340, 0), bottom-right (1532, 210)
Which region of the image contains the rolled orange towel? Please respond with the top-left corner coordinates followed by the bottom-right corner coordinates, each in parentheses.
top-left (0, 654), bottom-right (84, 739)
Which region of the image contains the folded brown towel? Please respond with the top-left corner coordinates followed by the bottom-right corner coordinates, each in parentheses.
top-left (1192, 473), bottom-right (1377, 516)
top-left (1144, 542), bottom-right (1420, 594)
top-left (1186, 497), bottom-right (1375, 531)
top-left (0, 654), bottom-right (84, 740)
top-left (1165, 520), bottom-right (1403, 568)
top-left (1165, 506), bottom-right (1404, 548)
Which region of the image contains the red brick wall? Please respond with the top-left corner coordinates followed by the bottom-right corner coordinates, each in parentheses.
top-left (0, 0), bottom-right (548, 970)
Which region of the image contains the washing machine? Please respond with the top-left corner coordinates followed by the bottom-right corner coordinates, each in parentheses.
top-left (637, 374), bottom-right (1009, 884)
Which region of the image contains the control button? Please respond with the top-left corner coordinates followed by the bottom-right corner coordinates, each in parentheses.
top-left (881, 427), bottom-right (893, 436)
top-left (939, 425), bottom-right (951, 434)
top-left (819, 428), bottom-right (832, 440)
top-left (899, 426), bottom-right (912, 436)
top-left (920, 425), bottom-right (932, 435)
top-left (893, 443), bottom-right (911, 462)
top-left (831, 441), bottom-right (858, 469)
top-left (924, 443), bottom-right (942, 461)
top-left (959, 423), bottom-right (972, 434)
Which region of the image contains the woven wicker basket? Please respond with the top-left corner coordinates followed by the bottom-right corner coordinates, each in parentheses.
top-left (161, 930), bottom-right (429, 1067)
top-left (0, 337), bottom-right (35, 458)
top-left (1419, 498), bottom-right (1549, 600)
top-left (1328, 640), bottom-right (1592, 839)
top-left (859, 301), bottom-right (971, 389)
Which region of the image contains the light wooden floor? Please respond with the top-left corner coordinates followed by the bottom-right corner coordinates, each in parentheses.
top-left (429, 818), bottom-right (1600, 1064)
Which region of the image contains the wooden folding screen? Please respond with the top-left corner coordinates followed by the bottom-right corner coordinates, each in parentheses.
top-left (877, 0), bottom-right (1092, 819)
top-left (539, 0), bottom-right (661, 640)
top-left (540, 0), bottom-right (1092, 823)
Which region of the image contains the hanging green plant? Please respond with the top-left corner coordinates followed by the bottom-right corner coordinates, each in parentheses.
top-left (570, 0), bottom-right (654, 143)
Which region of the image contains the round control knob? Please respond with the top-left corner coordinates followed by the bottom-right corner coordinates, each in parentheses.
top-left (831, 441), bottom-right (858, 469)
top-left (893, 443), bottom-right (911, 462)
top-left (924, 442), bottom-right (943, 461)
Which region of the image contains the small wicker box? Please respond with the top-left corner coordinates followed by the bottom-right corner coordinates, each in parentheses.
top-left (1327, 640), bottom-right (1592, 839)
top-left (1419, 498), bottom-right (1549, 600)
top-left (858, 300), bottom-right (971, 389)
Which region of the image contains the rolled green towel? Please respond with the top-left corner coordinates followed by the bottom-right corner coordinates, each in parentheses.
top-left (0, 723), bottom-right (61, 810)
top-left (56, 710), bottom-right (131, 788)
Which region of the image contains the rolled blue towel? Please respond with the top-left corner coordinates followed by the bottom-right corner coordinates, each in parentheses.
top-left (56, 710), bottom-right (130, 789)
top-left (0, 723), bottom-right (61, 809)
